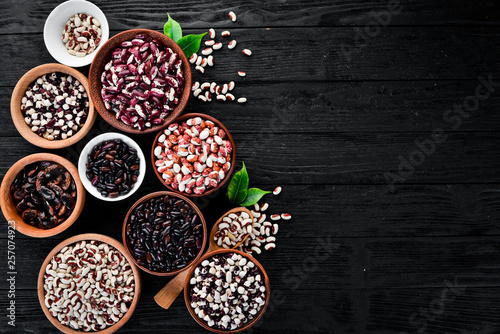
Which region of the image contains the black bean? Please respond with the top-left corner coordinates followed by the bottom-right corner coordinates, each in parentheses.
top-left (126, 195), bottom-right (203, 272)
top-left (86, 139), bottom-right (140, 198)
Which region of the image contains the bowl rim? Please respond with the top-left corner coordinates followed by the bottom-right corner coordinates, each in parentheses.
top-left (88, 28), bottom-right (192, 134)
top-left (37, 233), bottom-right (141, 334)
top-left (0, 153), bottom-right (86, 238)
top-left (121, 191), bottom-right (207, 276)
top-left (183, 249), bottom-right (271, 333)
top-left (43, 0), bottom-right (110, 67)
top-left (10, 63), bottom-right (96, 149)
top-left (77, 132), bottom-right (146, 202)
top-left (151, 113), bottom-right (236, 197)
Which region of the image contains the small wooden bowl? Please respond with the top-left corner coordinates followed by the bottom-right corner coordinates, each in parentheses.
top-left (37, 233), bottom-right (141, 334)
top-left (122, 191), bottom-right (207, 276)
top-left (184, 249), bottom-right (271, 333)
top-left (11, 63), bottom-right (96, 149)
top-left (151, 113), bottom-right (236, 197)
top-left (88, 29), bottom-right (192, 134)
top-left (0, 153), bottom-right (85, 238)
top-left (209, 207), bottom-right (254, 250)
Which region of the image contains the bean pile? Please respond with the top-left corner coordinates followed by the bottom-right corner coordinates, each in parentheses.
top-left (21, 72), bottom-right (89, 140)
top-left (214, 211), bottom-right (253, 248)
top-left (43, 240), bottom-right (135, 331)
top-left (100, 33), bottom-right (185, 130)
top-left (85, 139), bottom-right (140, 198)
top-left (11, 161), bottom-right (77, 229)
top-left (189, 252), bottom-right (267, 330)
top-left (62, 13), bottom-right (102, 57)
top-left (153, 116), bottom-right (233, 195)
top-left (126, 194), bottom-right (204, 272)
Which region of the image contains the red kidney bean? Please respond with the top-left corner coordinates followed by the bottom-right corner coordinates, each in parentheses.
top-left (125, 194), bottom-right (203, 272)
top-left (10, 161), bottom-right (77, 229)
top-left (85, 139), bottom-right (140, 198)
top-left (100, 33), bottom-right (184, 131)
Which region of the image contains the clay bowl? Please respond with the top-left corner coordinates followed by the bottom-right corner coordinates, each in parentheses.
top-left (151, 113), bottom-right (236, 197)
top-left (11, 63), bottom-right (96, 149)
top-left (0, 153), bottom-right (85, 238)
top-left (38, 233), bottom-right (141, 334)
top-left (122, 191), bottom-right (207, 276)
top-left (88, 29), bottom-right (192, 134)
top-left (184, 249), bottom-right (271, 333)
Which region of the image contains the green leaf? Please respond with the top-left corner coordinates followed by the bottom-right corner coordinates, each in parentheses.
top-left (239, 188), bottom-right (271, 207)
top-left (176, 32), bottom-right (207, 59)
top-left (164, 13), bottom-right (183, 42)
top-left (227, 162), bottom-right (249, 205)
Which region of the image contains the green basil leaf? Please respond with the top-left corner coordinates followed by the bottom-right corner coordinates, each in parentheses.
top-left (176, 32), bottom-right (207, 59)
top-left (164, 13), bottom-right (183, 42)
top-left (239, 188), bottom-right (271, 207)
top-left (227, 162), bottom-right (249, 205)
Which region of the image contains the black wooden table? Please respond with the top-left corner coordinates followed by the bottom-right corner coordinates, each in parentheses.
top-left (1, 1), bottom-right (500, 333)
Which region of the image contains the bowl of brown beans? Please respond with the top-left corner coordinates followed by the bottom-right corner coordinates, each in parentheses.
top-left (122, 191), bottom-right (207, 276)
top-left (11, 63), bottom-right (96, 149)
top-left (38, 233), bottom-right (141, 333)
top-left (88, 29), bottom-right (192, 134)
top-left (78, 132), bottom-right (146, 201)
top-left (0, 153), bottom-right (85, 238)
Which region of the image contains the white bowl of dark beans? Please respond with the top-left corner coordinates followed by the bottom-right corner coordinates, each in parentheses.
top-left (44, 0), bottom-right (109, 67)
top-left (78, 132), bottom-right (146, 201)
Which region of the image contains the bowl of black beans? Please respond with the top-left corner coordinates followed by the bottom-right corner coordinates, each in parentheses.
top-left (78, 132), bottom-right (146, 201)
top-left (122, 191), bottom-right (207, 276)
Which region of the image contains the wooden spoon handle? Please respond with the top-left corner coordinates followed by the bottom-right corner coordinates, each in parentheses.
top-left (154, 269), bottom-right (190, 309)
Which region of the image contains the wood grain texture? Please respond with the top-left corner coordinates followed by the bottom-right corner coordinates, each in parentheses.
top-left (2, 0), bottom-right (500, 333)
top-left (1, 0), bottom-right (500, 34)
top-left (3, 27), bottom-right (500, 86)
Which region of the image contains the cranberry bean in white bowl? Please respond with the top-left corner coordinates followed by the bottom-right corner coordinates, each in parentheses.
top-left (44, 0), bottom-right (109, 67)
top-left (152, 114), bottom-right (236, 196)
top-left (38, 233), bottom-right (141, 334)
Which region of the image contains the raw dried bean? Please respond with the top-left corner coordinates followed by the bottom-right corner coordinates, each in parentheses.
top-left (43, 240), bottom-right (135, 331)
top-left (62, 13), bottom-right (102, 56)
top-left (100, 33), bottom-right (184, 130)
top-left (189, 252), bottom-right (266, 330)
top-left (10, 161), bottom-right (76, 229)
top-left (154, 116), bottom-right (233, 195)
top-left (85, 139), bottom-right (140, 198)
top-left (125, 194), bottom-right (204, 272)
top-left (21, 72), bottom-right (89, 140)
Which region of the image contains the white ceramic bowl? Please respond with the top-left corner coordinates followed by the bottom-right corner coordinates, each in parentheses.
top-left (44, 0), bottom-right (109, 67)
top-left (78, 133), bottom-right (146, 202)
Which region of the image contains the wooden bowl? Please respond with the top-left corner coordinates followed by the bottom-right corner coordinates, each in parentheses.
top-left (11, 63), bottom-right (96, 149)
top-left (184, 249), bottom-right (271, 333)
top-left (37, 233), bottom-right (141, 334)
top-left (209, 207), bottom-right (254, 250)
top-left (151, 113), bottom-right (236, 197)
top-left (122, 191), bottom-right (207, 276)
top-left (88, 29), bottom-right (192, 134)
top-left (0, 153), bottom-right (85, 238)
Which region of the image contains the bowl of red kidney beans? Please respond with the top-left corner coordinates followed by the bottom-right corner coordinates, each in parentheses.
top-left (88, 29), bottom-right (192, 134)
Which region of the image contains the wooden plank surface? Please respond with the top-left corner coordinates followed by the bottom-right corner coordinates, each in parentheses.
top-left (1, 0), bottom-right (500, 333)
